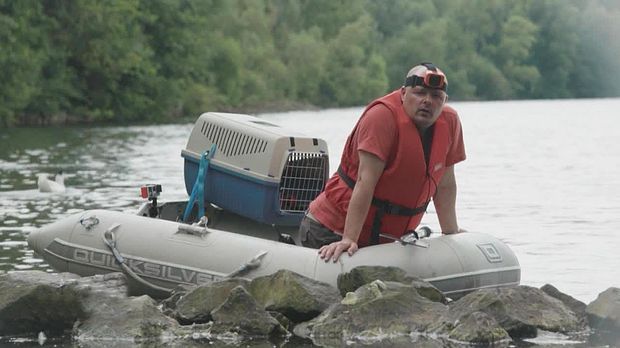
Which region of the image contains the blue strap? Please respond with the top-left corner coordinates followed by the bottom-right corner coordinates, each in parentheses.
top-left (183, 144), bottom-right (217, 222)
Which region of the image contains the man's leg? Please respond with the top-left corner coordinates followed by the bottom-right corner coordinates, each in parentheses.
top-left (299, 213), bottom-right (342, 248)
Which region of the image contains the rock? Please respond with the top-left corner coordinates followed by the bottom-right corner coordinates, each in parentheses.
top-left (337, 266), bottom-right (446, 303)
top-left (73, 273), bottom-right (180, 343)
top-left (0, 271), bottom-right (289, 346)
top-left (587, 329), bottom-right (620, 348)
top-left (72, 272), bottom-right (128, 296)
top-left (172, 278), bottom-right (249, 324)
top-left (337, 266), bottom-right (411, 295)
top-left (0, 271), bottom-right (85, 336)
top-left (160, 285), bottom-right (194, 317)
top-left (541, 284), bottom-right (588, 325)
top-left (586, 287), bottom-right (620, 332)
top-left (269, 311), bottom-right (293, 331)
top-left (409, 278), bottom-right (447, 303)
top-left (248, 270), bottom-right (340, 322)
top-left (295, 280), bottom-right (449, 344)
top-left (6, 270), bottom-right (610, 347)
top-left (210, 286), bottom-right (288, 338)
top-left (0, 271), bottom-right (174, 343)
top-left (449, 286), bottom-right (584, 339)
top-left (447, 311), bottom-right (510, 344)
top-left (74, 294), bottom-right (179, 343)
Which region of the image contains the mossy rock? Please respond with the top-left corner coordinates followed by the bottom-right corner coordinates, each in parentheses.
top-left (248, 270), bottom-right (340, 322)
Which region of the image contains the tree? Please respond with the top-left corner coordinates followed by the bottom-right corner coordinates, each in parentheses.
top-left (2, 0), bottom-right (620, 127)
top-left (282, 28), bottom-right (327, 104)
top-left (366, 0), bottom-right (437, 40)
top-left (526, 0), bottom-right (579, 98)
top-left (569, 1), bottom-right (620, 98)
top-left (42, 0), bottom-right (158, 122)
top-left (321, 15), bottom-right (387, 106)
top-left (0, 0), bottom-right (49, 126)
top-left (495, 15), bottom-right (540, 98)
top-left (298, 0), bottom-right (365, 39)
top-left (382, 19), bottom-right (448, 91)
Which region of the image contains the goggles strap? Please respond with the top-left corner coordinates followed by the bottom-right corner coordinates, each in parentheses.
top-left (420, 62), bottom-right (438, 72)
top-left (404, 75), bottom-right (446, 91)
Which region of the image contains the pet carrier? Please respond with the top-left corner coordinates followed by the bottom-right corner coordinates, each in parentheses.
top-left (181, 112), bottom-right (329, 225)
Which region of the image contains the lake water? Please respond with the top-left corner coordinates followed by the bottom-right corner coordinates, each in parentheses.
top-left (1, 98), bottom-right (619, 309)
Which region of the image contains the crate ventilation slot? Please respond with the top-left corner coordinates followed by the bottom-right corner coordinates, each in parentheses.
top-left (201, 121), bottom-right (267, 157)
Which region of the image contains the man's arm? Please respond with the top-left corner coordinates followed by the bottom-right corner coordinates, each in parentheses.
top-left (433, 165), bottom-right (461, 234)
top-left (319, 150), bottom-right (385, 262)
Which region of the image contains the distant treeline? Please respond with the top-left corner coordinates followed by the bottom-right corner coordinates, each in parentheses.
top-left (1, 0), bottom-right (619, 127)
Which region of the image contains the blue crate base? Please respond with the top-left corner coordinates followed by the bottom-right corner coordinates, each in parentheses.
top-left (184, 158), bottom-right (303, 226)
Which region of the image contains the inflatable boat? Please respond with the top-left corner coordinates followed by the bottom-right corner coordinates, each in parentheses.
top-left (28, 112), bottom-right (520, 298)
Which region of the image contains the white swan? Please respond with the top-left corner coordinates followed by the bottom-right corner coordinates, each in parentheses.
top-left (38, 171), bottom-right (65, 193)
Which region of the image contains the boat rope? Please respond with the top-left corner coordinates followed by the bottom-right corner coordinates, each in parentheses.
top-left (182, 144), bottom-right (217, 223)
top-left (225, 250), bottom-right (268, 278)
top-left (102, 223), bottom-right (173, 295)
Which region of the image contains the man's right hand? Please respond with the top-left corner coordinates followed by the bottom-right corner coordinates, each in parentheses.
top-left (318, 237), bottom-right (359, 263)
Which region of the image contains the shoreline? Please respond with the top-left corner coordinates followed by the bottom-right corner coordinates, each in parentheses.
top-left (2, 100), bottom-right (322, 128)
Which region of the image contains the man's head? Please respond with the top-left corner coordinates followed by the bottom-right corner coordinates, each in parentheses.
top-left (400, 63), bottom-right (448, 130)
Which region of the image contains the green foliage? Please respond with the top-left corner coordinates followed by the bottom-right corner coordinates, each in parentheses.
top-left (283, 28), bottom-right (327, 103)
top-left (570, 2), bottom-right (620, 98)
top-left (322, 15), bottom-right (388, 106)
top-left (0, 0), bottom-right (619, 126)
top-left (0, 0), bottom-right (50, 126)
top-left (526, 1), bottom-right (580, 99)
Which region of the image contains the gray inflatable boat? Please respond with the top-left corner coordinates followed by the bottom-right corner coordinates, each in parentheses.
top-left (27, 203), bottom-right (520, 298)
top-left (27, 112), bottom-right (520, 297)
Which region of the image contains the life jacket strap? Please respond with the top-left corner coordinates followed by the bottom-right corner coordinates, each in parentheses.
top-left (337, 165), bottom-right (429, 245)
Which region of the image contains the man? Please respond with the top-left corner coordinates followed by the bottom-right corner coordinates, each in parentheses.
top-left (299, 62), bottom-right (466, 262)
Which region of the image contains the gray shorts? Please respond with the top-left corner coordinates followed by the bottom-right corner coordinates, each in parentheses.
top-left (299, 213), bottom-right (342, 249)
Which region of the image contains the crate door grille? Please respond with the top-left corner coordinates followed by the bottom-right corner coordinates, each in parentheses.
top-left (279, 152), bottom-right (328, 212)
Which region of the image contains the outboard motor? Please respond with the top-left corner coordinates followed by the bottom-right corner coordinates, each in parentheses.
top-left (181, 112), bottom-right (329, 226)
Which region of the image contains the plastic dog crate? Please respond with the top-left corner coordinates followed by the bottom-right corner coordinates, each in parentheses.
top-left (181, 112), bottom-right (329, 225)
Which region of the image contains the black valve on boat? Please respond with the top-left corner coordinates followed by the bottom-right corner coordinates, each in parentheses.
top-left (140, 184), bottom-right (162, 218)
top-left (417, 226), bottom-right (432, 238)
top-left (377, 226), bottom-right (433, 248)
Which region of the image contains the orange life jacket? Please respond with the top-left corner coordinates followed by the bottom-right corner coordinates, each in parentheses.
top-left (339, 90), bottom-right (456, 245)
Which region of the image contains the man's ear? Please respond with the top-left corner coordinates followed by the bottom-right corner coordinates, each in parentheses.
top-left (400, 87), bottom-right (406, 101)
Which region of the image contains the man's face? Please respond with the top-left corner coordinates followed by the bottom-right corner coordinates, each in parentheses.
top-left (401, 85), bottom-right (447, 130)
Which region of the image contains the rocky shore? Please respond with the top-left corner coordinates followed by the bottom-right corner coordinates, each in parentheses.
top-left (0, 267), bottom-right (618, 347)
